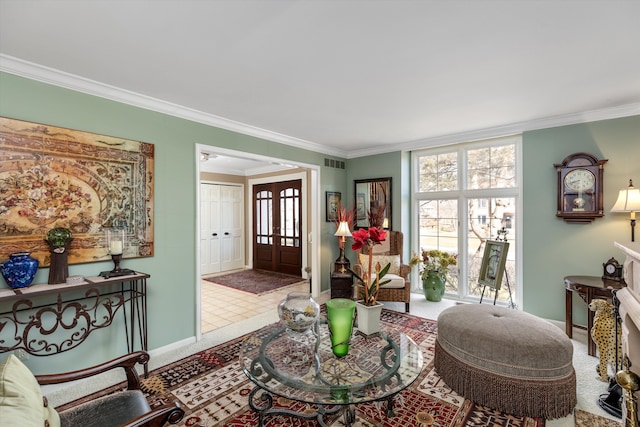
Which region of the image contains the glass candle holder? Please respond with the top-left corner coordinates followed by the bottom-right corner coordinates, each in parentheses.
top-left (100, 227), bottom-right (135, 278)
top-left (326, 298), bottom-right (356, 358)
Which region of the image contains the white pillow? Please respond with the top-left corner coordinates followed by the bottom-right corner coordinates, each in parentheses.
top-left (0, 354), bottom-right (60, 427)
top-left (358, 254), bottom-right (401, 275)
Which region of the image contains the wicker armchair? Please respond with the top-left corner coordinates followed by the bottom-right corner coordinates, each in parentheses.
top-left (352, 230), bottom-right (411, 312)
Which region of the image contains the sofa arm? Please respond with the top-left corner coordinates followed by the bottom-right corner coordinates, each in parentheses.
top-left (35, 351), bottom-right (148, 391)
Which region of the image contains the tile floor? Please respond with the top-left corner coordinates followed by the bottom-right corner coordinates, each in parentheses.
top-left (200, 273), bottom-right (313, 334)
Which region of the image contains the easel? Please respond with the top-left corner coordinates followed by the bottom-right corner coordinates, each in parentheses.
top-left (479, 228), bottom-right (517, 309)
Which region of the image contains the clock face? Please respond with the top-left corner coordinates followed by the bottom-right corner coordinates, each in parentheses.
top-left (606, 264), bottom-right (616, 274)
top-left (564, 169), bottom-right (595, 192)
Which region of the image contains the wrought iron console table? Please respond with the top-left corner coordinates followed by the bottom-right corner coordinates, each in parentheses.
top-left (0, 272), bottom-right (148, 370)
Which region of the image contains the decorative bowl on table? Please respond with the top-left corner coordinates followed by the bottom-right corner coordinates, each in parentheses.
top-left (277, 292), bottom-right (320, 333)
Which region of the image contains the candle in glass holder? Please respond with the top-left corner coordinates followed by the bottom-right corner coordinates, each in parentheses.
top-left (109, 240), bottom-right (123, 255)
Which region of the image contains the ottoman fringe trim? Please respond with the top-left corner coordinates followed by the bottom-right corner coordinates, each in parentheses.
top-left (434, 339), bottom-right (576, 420)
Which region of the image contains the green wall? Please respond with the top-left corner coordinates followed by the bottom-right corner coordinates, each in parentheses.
top-left (0, 72), bottom-right (342, 373)
top-left (1, 70), bottom-right (638, 373)
top-left (523, 116), bottom-right (640, 323)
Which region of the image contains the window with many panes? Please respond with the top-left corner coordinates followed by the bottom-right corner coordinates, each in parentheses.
top-left (412, 136), bottom-right (521, 305)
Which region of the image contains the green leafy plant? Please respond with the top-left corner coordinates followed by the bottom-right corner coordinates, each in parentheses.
top-left (414, 249), bottom-right (458, 280)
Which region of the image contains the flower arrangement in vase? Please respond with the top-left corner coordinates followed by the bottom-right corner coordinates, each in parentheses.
top-left (411, 249), bottom-right (457, 302)
top-left (351, 227), bottom-right (391, 306)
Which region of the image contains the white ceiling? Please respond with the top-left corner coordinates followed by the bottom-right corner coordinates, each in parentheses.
top-left (1, 0), bottom-right (639, 162)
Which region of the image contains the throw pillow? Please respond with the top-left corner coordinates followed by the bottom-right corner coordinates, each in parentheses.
top-left (358, 254), bottom-right (401, 275)
top-left (0, 354), bottom-right (60, 427)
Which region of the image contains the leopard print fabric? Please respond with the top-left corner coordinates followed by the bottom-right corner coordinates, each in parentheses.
top-left (588, 298), bottom-right (621, 382)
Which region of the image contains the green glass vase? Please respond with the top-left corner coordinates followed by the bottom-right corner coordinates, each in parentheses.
top-left (423, 270), bottom-right (446, 302)
top-left (326, 298), bottom-right (356, 357)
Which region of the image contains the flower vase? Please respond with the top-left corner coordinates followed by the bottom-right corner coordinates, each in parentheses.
top-left (1, 252), bottom-right (39, 289)
top-left (326, 298), bottom-right (355, 357)
top-left (46, 227), bottom-right (73, 285)
top-left (356, 301), bottom-right (383, 335)
top-left (423, 270), bottom-right (446, 302)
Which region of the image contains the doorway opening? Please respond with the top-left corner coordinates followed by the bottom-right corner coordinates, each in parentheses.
top-left (195, 144), bottom-right (321, 339)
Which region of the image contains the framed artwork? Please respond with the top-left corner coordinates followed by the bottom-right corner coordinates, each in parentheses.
top-left (0, 117), bottom-right (155, 267)
top-left (478, 240), bottom-right (509, 290)
top-left (326, 191), bottom-right (341, 222)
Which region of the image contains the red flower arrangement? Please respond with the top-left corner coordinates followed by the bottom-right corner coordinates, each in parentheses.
top-left (351, 227), bottom-right (390, 306)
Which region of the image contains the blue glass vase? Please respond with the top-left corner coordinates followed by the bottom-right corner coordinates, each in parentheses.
top-left (1, 252), bottom-right (39, 289)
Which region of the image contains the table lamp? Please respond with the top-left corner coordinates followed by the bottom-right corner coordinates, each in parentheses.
top-left (334, 221), bottom-right (352, 273)
top-left (100, 227), bottom-right (135, 278)
top-left (611, 179), bottom-right (640, 242)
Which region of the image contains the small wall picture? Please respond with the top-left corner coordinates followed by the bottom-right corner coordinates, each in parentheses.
top-left (326, 191), bottom-right (341, 222)
top-left (478, 240), bottom-right (510, 290)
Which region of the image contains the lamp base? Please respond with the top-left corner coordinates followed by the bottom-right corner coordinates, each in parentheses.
top-left (597, 378), bottom-right (623, 419)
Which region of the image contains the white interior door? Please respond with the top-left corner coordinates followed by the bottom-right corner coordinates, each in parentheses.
top-left (200, 183), bottom-right (221, 274)
top-left (220, 185), bottom-right (244, 271)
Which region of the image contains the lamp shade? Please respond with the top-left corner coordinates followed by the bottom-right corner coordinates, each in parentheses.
top-left (334, 221), bottom-right (352, 237)
top-left (611, 181), bottom-right (640, 213)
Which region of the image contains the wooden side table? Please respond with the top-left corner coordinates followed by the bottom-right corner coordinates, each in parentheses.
top-left (564, 275), bottom-right (626, 356)
top-left (330, 270), bottom-right (353, 299)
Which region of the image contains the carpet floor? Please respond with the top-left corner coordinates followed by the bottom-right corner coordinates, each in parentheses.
top-left (203, 269), bottom-right (304, 295)
top-left (59, 309), bottom-right (559, 426)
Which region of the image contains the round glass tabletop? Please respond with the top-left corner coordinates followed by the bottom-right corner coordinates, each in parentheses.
top-left (239, 320), bottom-right (423, 406)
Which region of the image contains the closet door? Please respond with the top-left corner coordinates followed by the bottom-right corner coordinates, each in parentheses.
top-left (220, 185), bottom-right (243, 271)
top-left (201, 183), bottom-right (244, 274)
top-left (200, 183), bottom-right (221, 275)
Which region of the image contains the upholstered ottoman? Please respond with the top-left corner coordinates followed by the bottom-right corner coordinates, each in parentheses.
top-left (434, 304), bottom-right (576, 419)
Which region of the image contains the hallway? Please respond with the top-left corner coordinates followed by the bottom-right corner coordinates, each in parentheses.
top-left (200, 275), bottom-right (309, 333)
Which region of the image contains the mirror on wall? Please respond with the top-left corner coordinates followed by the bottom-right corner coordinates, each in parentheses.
top-left (354, 177), bottom-right (392, 229)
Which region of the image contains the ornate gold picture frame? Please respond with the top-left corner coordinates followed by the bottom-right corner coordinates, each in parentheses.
top-left (0, 117), bottom-right (154, 267)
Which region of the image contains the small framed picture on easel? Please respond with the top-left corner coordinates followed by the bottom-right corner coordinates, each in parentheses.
top-left (478, 240), bottom-right (510, 291)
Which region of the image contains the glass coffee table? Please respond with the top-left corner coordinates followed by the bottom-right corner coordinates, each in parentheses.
top-left (239, 320), bottom-right (423, 427)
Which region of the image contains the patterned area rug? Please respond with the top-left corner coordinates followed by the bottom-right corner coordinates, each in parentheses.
top-left (58, 309), bottom-right (556, 426)
top-left (203, 269), bottom-right (304, 295)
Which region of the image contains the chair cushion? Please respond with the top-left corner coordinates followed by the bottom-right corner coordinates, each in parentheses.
top-left (0, 354), bottom-right (61, 427)
top-left (58, 390), bottom-right (151, 427)
top-left (358, 254), bottom-right (400, 275)
top-left (378, 273), bottom-right (405, 289)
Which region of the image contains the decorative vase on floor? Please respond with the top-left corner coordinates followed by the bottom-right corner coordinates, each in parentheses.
top-left (326, 298), bottom-right (356, 357)
top-left (356, 301), bottom-right (383, 335)
top-left (0, 252), bottom-right (39, 289)
top-left (423, 270), bottom-right (446, 302)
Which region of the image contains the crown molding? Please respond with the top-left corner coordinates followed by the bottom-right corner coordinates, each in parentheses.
top-left (0, 54), bottom-right (348, 158)
top-left (348, 103), bottom-right (640, 158)
top-left (2, 54), bottom-right (638, 160)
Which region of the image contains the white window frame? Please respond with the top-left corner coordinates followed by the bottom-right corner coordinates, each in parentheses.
top-left (411, 135), bottom-right (523, 307)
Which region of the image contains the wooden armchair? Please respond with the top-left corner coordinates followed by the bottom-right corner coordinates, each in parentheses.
top-left (36, 351), bottom-right (184, 427)
top-left (352, 230), bottom-right (411, 312)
